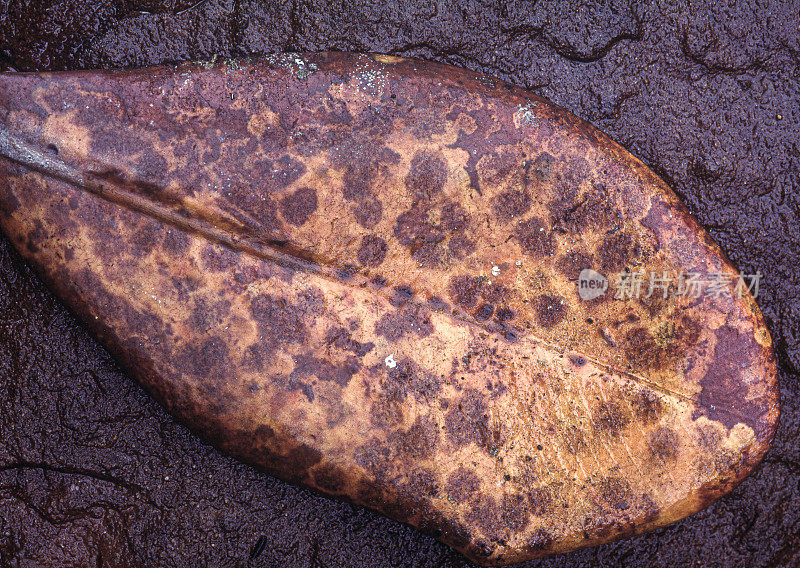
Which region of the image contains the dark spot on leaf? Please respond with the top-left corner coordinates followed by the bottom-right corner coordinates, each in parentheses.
top-left (598, 232), bottom-right (635, 272)
top-left (553, 182), bottom-right (621, 233)
top-left (535, 294), bottom-right (567, 327)
top-left (491, 189), bottom-right (531, 221)
top-left (528, 152), bottom-right (556, 183)
top-left (516, 217), bottom-right (555, 257)
top-left (447, 234), bottom-right (476, 259)
top-left (476, 303), bottom-right (494, 320)
top-left (375, 305), bottom-right (434, 340)
top-left (354, 439), bottom-right (392, 480)
top-left (291, 353), bottom-right (360, 387)
top-left (624, 317), bottom-right (701, 371)
top-left (405, 468), bottom-right (438, 498)
top-left (405, 151), bottom-right (447, 200)
top-left (326, 327), bottom-right (374, 357)
top-left (201, 244), bottom-right (238, 271)
top-left (385, 359), bottom-right (442, 400)
top-left (313, 462), bottom-right (347, 493)
top-left (337, 263), bottom-right (358, 280)
top-left (598, 477), bottom-right (633, 511)
top-left (181, 336), bottom-right (230, 378)
top-left (496, 307), bottom-right (515, 322)
top-left (527, 486), bottom-right (553, 516)
top-left (632, 389), bottom-right (663, 423)
top-left (354, 198), bottom-right (383, 228)
top-left (356, 234), bottom-right (387, 267)
top-left (390, 415), bottom-right (439, 460)
top-left (257, 154), bottom-right (306, 189)
top-left (448, 275), bottom-right (482, 308)
top-left (556, 250), bottom-right (594, 279)
top-left (393, 285), bottom-right (414, 300)
top-left (648, 427), bottom-right (680, 463)
top-left (249, 294), bottom-right (307, 347)
top-left (569, 354), bottom-right (586, 367)
top-left (444, 388), bottom-right (489, 448)
top-left (280, 186), bottom-right (318, 226)
top-left (428, 296), bottom-right (451, 311)
top-left (695, 325), bottom-right (767, 430)
top-left (500, 493), bottom-right (530, 531)
top-left (0, 178), bottom-right (21, 215)
top-left (592, 401), bottom-right (630, 437)
top-left (445, 467), bottom-right (481, 503)
top-left (284, 443), bottom-right (322, 479)
top-left (465, 494), bottom-right (501, 536)
top-left (162, 229), bottom-right (190, 256)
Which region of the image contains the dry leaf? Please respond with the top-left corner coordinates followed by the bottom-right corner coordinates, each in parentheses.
top-left (0, 53), bottom-right (779, 565)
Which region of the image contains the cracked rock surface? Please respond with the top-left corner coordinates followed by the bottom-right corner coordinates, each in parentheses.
top-left (1, 1), bottom-right (798, 566)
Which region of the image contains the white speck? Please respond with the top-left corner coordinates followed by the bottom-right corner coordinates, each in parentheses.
top-left (385, 354), bottom-right (397, 369)
top-left (515, 260), bottom-right (522, 266)
top-left (515, 103), bottom-right (541, 127)
top-left (491, 265), bottom-right (501, 276)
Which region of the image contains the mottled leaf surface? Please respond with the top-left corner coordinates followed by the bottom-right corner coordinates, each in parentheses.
top-left (0, 53), bottom-right (779, 565)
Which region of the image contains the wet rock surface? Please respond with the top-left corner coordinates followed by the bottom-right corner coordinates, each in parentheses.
top-left (1, 1), bottom-right (798, 567)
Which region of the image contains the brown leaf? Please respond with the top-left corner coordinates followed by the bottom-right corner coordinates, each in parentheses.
top-left (0, 52), bottom-right (779, 565)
